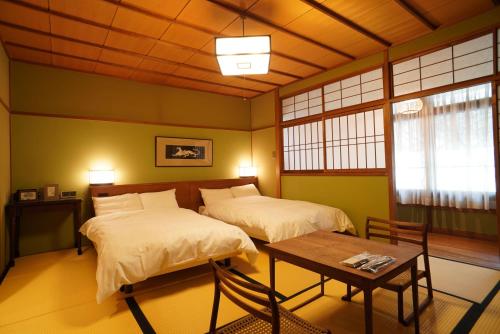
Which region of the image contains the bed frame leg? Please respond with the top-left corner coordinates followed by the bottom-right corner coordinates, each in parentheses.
top-left (120, 284), bottom-right (133, 294)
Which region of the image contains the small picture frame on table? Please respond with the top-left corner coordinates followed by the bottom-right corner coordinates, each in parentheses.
top-left (43, 184), bottom-right (59, 200)
top-left (16, 189), bottom-right (38, 201)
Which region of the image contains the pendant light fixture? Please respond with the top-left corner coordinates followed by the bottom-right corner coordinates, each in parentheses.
top-left (215, 16), bottom-right (270, 76)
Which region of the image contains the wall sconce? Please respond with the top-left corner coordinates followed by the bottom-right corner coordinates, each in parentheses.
top-left (239, 166), bottom-right (257, 178)
top-left (89, 170), bottom-right (115, 185)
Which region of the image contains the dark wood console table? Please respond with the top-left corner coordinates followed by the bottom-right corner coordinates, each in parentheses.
top-left (6, 198), bottom-right (82, 267)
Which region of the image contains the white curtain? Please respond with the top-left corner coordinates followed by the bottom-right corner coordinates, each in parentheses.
top-left (393, 83), bottom-right (495, 210)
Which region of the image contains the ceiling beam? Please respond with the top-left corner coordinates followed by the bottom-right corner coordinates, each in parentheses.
top-left (9, 1), bottom-right (304, 81)
top-left (4, 41), bottom-right (266, 94)
top-left (100, 0), bottom-right (326, 71)
top-left (0, 20), bottom-right (281, 89)
top-left (393, 0), bottom-right (438, 30)
top-left (206, 0), bottom-right (355, 60)
top-left (299, 0), bottom-right (391, 47)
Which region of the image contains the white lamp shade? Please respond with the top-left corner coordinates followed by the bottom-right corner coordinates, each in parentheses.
top-left (216, 36), bottom-right (270, 76)
top-left (239, 166), bottom-right (257, 177)
top-left (89, 170), bottom-right (115, 185)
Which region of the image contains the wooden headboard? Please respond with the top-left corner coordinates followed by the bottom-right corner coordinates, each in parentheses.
top-left (89, 177), bottom-right (258, 213)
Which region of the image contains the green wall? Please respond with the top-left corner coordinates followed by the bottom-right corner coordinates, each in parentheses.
top-left (250, 91), bottom-right (277, 197)
top-left (11, 61), bottom-right (251, 131)
top-left (9, 63), bottom-right (253, 256)
top-left (0, 42), bottom-right (10, 273)
top-left (11, 115), bottom-right (251, 255)
top-left (282, 176), bottom-right (389, 237)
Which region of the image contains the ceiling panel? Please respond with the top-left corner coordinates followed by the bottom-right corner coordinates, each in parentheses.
top-left (104, 31), bottom-right (155, 55)
top-left (52, 37), bottom-right (102, 60)
top-left (1, 0), bottom-right (495, 98)
top-left (6, 44), bottom-right (52, 65)
top-left (112, 7), bottom-right (170, 39)
top-left (0, 25), bottom-right (51, 51)
top-left (138, 59), bottom-right (179, 75)
top-left (50, 16), bottom-right (108, 45)
top-left (52, 54), bottom-right (96, 72)
top-left (99, 49), bottom-right (143, 68)
top-left (161, 24), bottom-right (213, 50)
top-left (130, 70), bottom-right (167, 85)
top-left (0, 1), bottom-right (50, 32)
top-left (176, 0), bottom-right (239, 33)
top-left (148, 42), bottom-right (195, 63)
top-left (94, 63), bottom-right (133, 79)
top-left (122, 0), bottom-right (190, 19)
top-left (48, 0), bottom-right (118, 26)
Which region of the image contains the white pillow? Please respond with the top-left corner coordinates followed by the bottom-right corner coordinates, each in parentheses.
top-left (139, 189), bottom-right (179, 210)
top-left (230, 184), bottom-right (261, 197)
top-left (93, 193), bottom-right (143, 216)
top-left (199, 188), bottom-right (233, 206)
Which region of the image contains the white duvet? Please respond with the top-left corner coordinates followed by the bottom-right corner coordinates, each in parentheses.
top-left (80, 208), bottom-right (258, 303)
top-left (205, 196), bottom-right (356, 243)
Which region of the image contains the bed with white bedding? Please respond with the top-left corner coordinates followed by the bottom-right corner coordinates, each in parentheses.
top-left (200, 184), bottom-right (356, 243)
top-left (82, 186), bottom-right (258, 303)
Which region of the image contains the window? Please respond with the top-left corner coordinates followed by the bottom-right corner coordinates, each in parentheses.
top-left (392, 33), bottom-right (494, 96)
top-left (283, 121), bottom-right (323, 171)
top-left (393, 83), bottom-right (495, 210)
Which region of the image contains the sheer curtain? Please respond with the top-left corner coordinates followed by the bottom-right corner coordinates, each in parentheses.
top-left (393, 83), bottom-right (495, 210)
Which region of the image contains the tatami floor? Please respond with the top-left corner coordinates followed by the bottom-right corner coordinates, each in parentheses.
top-left (0, 243), bottom-right (498, 333)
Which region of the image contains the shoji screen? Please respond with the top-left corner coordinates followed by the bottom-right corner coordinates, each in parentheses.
top-left (393, 33), bottom-right (494, 96)
top-left (324, 68), bottom-right (383, 111)
top-left (282, 121), bottom-right (324, 171)
top-left (325, 108), bottom-right (385, 170)
top-left (282, 88), bottom-right (322, 121)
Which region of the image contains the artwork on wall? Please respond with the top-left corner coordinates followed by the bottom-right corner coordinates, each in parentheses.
top-left (155, 136), bottom-right (213, 167)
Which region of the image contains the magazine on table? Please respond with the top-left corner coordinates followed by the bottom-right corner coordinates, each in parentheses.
top-left (341, 252), bottom-right (396, 273)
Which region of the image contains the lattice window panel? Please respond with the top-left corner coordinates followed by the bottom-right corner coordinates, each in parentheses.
top-left (323, 68), bottom-right (383, 112)
top-left (325, 108), bottom-right (385, 170)
top-left (282, 121), bottom-right (324, 171)
top-left (393, 33), bottom-right (494, 97)
top-left (281, 88), bottom-right (322, 122)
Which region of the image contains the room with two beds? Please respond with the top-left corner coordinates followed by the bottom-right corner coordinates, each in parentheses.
top-left (0, 1), bottom-right (499, 333)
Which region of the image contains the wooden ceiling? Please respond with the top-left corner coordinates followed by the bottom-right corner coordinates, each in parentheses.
top-left (0, 0), bottom-right (496, 98)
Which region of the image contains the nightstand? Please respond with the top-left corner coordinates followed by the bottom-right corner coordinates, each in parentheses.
top-left (6, 198), bottom-right (82, 267)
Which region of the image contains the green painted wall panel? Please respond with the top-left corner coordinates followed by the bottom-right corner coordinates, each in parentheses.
top-left (252, 127), bottom-right (276, 197)
top-left (397, 205), bottom-right (497, 237)
top-left (281, 176), bottom-right (390, 237)
top-left (251, 91), bottom-right (275, 129)
top-left (11, 62), bottom-right (251, 130)
top-left (0, 104), bottom-right (10, 270)
top-left (11, 115), bottom-right (252, 255)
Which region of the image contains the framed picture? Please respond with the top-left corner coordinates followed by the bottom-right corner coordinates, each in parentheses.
top-left (155, 136), bottom-right (213, 167)
top-left (43, 184), bottom-right (59, 200)
top-left (16, 189), bottom-right (38, 201)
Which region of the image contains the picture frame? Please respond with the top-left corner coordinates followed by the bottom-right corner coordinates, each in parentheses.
top-left (16, 189), bottom-right (38, 201)
top-left (43, 184), bottom-right (59, 200)
top-left (155, 136), bottom-right (213, 167)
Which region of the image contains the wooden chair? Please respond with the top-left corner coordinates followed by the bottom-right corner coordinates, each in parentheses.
top-left (208, 259), bottom-right (331, 334)
top-left (342, 217), bottom-right (433, 326)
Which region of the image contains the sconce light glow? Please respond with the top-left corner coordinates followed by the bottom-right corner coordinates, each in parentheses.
top-left (89, 170), bottom-right (115, 185)
top-left (239, 166), bottom-right (257, 178)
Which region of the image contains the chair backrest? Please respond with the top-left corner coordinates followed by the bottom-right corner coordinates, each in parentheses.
top-left (365, 216), bottom-right (430, 272)
top-left (209, 259), bottom-right (280, 333)
top-left (365, 216), bottom-right (429, 253)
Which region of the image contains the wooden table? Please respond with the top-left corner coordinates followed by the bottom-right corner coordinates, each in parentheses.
top-left (6, 198), bottom-right (82, 267)
top-left (265, 231), bottom-right (422, 334)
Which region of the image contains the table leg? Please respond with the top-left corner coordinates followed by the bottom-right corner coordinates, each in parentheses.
top-left (364, 288), bottom-right (373, 334)
top-left (73, 204), bottom-right (82, 255)
top-left (269, 253), bottom-right (275, 291)
top-left (411, 262), bottom-right (420, 333)
top-left (320, 274), bottom-right (325, 295)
